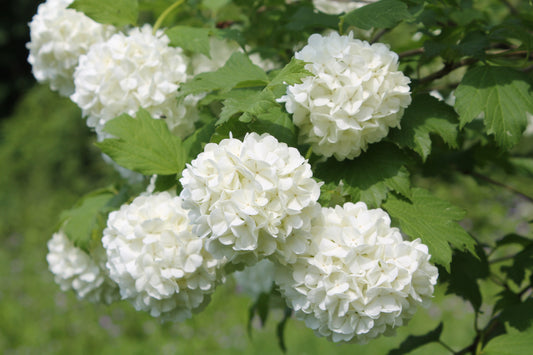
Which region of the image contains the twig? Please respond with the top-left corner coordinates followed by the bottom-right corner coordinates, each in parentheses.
top-left (371, 29), bottom-right (390, 44)
top-left (418, 58), bottom-right (478, 85)
top-left (399, 47), bottom-right (425, 59)
top-left (468, 171), bottom-right (533, 203)
top-left (437, 340), bottom-right (456, 354)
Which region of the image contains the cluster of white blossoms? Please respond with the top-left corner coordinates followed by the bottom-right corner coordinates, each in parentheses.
top-left (279, 32), bottom-right (412, 160)
top-left (33, 0), bottom-right (438, 341)
top-left (275, 202), bottom-right (438, 343)
top-left (46, 231), bottom-right (120, 304)
top-left (26, 0), bottom-right (115, 97)
top-left (70, 25), bottom-right (192, 139)
top-left (312, 0), bottom-right (377, 15)
top-left (180, 132), bottom-right (322, 266)
top-left (102, 192), bottom-right (225, 321)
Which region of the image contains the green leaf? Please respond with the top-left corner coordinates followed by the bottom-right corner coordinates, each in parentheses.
top-left (501, 243), bottom-right (533, 286)
top-left (498, 298), bottom-right (533, 332)
top-left (389, 95), bottom-right (459, 161)
top-left (96, 109), bottom-right (187, 176)
top-left (251, 106), bottom-right (298, 147)
top-left (388, 323), bottom-right (443, 355)
top-left (286, 6), bottom-right (338, 31)
top-left (59, 188), bottom-right (117, 252)
top-left (179, 52), bottom-right (269, 96)
top-left (315, 142), bottom-right (411, 208)
top-left (496, 233), bottom-right (533, 248)
top-left (276, 307), bottom-right (292, 353)
top-left (383, 188), bottom-right (477, 271)
top-left (153, 174), bottom-right (178, 192)
top-left (69, 0), bottom-right (138, 26)
top-left (267, 58), bottom-right (312, 99)
top-left (217, 57), bottom-right (309, 142)
top-left (441, 245), bottom-right (489, 311)
top-left (183, 120), bottom-right (217, 161)
top-left (510, 157), bottom-right (533, 177)
top-left (202, 0), bottom-right (230, 12)
top-left (455, 66), bottom-right (533, 150)
top-left (219, 91), bottom-right (275, 125)
top-left (165, 26), bottom-right (212, 57)
top-left (318, 181), bottom-right (351, 207)
top-left (247, 292), bottom-right (271, 337)
top-left (342, 0), bottom-right (412, 30)
top-left (482, 327), bottom-right (533, 355)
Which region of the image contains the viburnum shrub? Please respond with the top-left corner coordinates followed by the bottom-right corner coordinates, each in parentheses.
top-left (28, 0), bottom-right (533, 352)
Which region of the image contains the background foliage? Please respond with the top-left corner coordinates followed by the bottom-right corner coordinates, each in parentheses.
top-left (2, 0), bottom-right (533, 353)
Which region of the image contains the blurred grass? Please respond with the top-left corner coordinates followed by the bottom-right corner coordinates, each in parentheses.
top-left (2, 85), bottom-right (528, 354)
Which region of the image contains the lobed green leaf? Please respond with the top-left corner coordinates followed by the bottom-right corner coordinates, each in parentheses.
top-left (389, 94), bottom-right (459, 161)
top-left (383, 188), bottom-right (477, 271)
top-left (267, 58), bottom-right (312, 99)
top-left (455, 66), bottom-right (533, 150)
top-left (342, 0), bottom-right (412, 30)
top-left (388, 323), bottom-right (443, 355)
top-left (179, 52), bottom-right (269, 96)
top-left (315, 142), bottom-right (411, 208)
top-left (440, 245), bottom-right (489, 311)
top-left (69, 0), bottom-right (138, 26)
top-left (96, 109), bottom-right (187, 176)
top-left (482, 327), bottom-right (533, 355)
top-left (59, 188), bottom-right (117, 252)
top-left (285, 6), bottom-right (338, 31)
top-left (165, 26), bottom-right (212, 57)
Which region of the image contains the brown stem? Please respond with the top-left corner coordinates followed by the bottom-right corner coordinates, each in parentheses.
top-left (437, 340), bottom-right (456, 354)
top-left (418, 58), bottom-right (478, 85)
top-left (399, 47), bottom-right (425, 58)
top-left (468, 171), bottom-right (533, 203)
top-left (522, 63), bottom-right (533, 73)
top-left (371, 29), bottom-right (390, 44)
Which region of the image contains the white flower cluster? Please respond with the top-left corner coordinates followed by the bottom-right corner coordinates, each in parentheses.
top-left (27, 0), bottom-right (115, 97)
top-left (280, 32), bottom-right (411, 160)
top-left (102, 192), bottom-right (225, 321)
top-left (70, 25), bottom-right (192, 139)
top-left (180, 132), bottom-right (322, 265)
top-left (275, 202), bottom-right (438, 343)
top-left (313, 0), bottom-right (377, 15)
top-left (46, 231), bottom-right (119, 304)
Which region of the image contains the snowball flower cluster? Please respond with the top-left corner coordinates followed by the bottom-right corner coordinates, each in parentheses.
top-left (71, 25), bottom-right (192, 139)
top-left (275, 202), bottom-right (438, 343)
top-left (46, 230), bottom-right (119, 304)
top-left (313, 0), bottom-right (377, 15)
top-left (279, 32), bottom-right (411, 160)
top-left (26, 0), bottom-right (115, 96)
top-left (102, 192), bottom-right (225, 321)
top-left (180, 132), bottom-right (322, 265)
